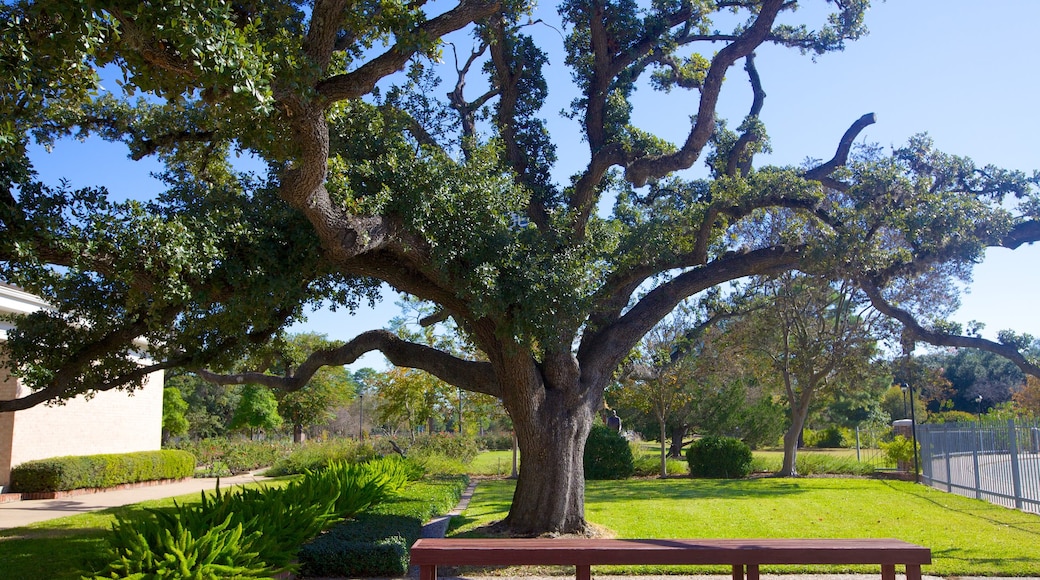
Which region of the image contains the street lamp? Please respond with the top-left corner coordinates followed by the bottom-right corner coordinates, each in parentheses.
top-left (975, 394), bottom-right (983, 420)
top-left (900, 382), bottom-right (919, 483)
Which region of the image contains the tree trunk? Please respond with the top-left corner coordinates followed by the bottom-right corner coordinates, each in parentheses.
top-left (779, 394), bottom-right (812, 477)
top-left (659, 418), bottom-right (668, 477)
top-left (501, 392), bottom-right (595, 536)
top-left (668, 424), bottom-right (687, 458)
top-left (293, 423), bottom-right (305, 444)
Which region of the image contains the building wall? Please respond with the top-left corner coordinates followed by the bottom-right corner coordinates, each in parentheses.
top-left (0, 285), bottom-right (164, 490)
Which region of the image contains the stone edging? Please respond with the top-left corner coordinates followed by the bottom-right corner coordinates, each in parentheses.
top-left (0, 477), bottom-right (191, 503)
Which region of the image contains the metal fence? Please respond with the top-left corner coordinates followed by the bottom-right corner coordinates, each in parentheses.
top-left (916, 418), bottom-right (1040, 514)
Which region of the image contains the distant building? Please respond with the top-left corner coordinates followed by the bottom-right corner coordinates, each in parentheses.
top-left (0, 284), bottom-right (163, 491)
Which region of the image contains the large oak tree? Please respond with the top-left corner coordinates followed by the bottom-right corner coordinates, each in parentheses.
top-left (2, 1), bottom-right (1040, 535)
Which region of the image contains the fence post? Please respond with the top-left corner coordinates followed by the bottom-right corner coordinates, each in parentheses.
top-left (942, 424), bottom-right (953, 492)
top-left (972, 422), bottom-right (982, 500)
top-left (855, 426), bottom-right (861, 463)
top-left (1008, 418), bottom-right (1024, 510)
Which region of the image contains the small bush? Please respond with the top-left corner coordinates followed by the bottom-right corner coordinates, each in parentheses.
top-left (927, 410), bottom-right (978, 424)
top-left (686, 436), bottom-right (752, 479)
top-left (406, 434), bottom-right (481, 464)
top-left (880, 435), bottom-right (918, 465)
top-left (170, 437), bottom-right (291, 475)
top-left (584, 424), bottom-right (635, 480)
top-left (804, 427), bottom-right (851, 448)
top-left (476, 432), bottom-right (514, 451)
top-left (633, 453), bottom-right (688, 477)
top-left (9, 450), bottom-right (195, 493)
top-left (266, 438), bottom-right (378, 476)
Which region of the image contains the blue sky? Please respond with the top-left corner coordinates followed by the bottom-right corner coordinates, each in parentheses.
top-left (26, 1), bottom-right (1040, 369)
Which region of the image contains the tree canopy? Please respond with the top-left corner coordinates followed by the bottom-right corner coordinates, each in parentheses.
top-left (2, 0), bottom-right (1040, 534)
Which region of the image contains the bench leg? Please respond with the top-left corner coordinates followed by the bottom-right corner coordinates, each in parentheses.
top-left (418, 564), bottom-right (437, 580)
top-left (747, 564), bottom-right (760, 580)
top-left (732, 564), bottom-right (743, 580)
top-left (576, 564), bottom-right (591, 580)
top-left (881, 564), bottom-right (895, 580)
top-left (906, 564), bottom-right (922, 580)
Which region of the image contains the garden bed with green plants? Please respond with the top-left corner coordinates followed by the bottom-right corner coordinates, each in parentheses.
top-left (0, 459), bottom-right (467, 580)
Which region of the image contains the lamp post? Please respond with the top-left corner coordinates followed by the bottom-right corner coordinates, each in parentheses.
top-left (975, 394), bottom-right (983, 420)
top-left (900, 382), bottom-right (919, 483)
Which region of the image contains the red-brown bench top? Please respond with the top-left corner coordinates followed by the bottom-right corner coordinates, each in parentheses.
top-left (410, 538), bottom-right (931, 580)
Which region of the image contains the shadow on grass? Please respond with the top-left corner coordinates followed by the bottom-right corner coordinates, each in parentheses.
top-left (0, 532), bottom-right (111, 580)
top-left (879, 479), bottom-right (1040, 537)
top-left (586, 477), bottom-right (846, 502)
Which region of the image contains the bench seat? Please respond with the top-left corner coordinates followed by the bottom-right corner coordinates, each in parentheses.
top-left (410, 538), bottom-right (931, 580)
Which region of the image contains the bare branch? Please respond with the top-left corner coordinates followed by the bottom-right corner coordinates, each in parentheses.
top-left (316, 0), bottom-right (501, 104)
top-left (726, 54), bottom-right (766, 177)
top-left (860, 280), bottom-right (1040, 378)
top-left (804, 113), bottom-right (876, 181)
top-left (624, 0), bottom-right (785, 187)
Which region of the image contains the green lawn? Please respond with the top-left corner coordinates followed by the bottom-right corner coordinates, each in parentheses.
top-left (449, 477), bottom-right (1040, 576)
top-left (469, 449), bottom-right (518, 476)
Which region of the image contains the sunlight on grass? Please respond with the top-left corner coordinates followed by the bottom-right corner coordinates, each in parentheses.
top-left (449, 477), bottom-right (1040, 576)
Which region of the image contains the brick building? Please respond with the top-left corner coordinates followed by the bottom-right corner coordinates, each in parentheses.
top-left (0, 284), bottom-right (163, 491)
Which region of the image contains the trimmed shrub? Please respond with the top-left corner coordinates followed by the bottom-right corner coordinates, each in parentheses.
top-left (299, 514), bottom-right (417, 577)
top-left (804, 427), bottom-right (850, 448)
top-left (584, 424), bottom-right (635, 480)
top-left (9, 450), bottom-right (195, 493)
top-left (686, 436), bottom-right (752, 478)
top-left (298, 475), bottom-right (468, 577)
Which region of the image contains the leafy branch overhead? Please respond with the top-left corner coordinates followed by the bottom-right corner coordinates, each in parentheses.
top-left (2, 0), bottom-right (1039, 535)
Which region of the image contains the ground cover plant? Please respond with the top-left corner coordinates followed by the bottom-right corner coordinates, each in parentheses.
top-left (0, 470), bottom-right (466, 579)
top-left (0, 480), bottom-right (288, 580)
top-left (449, 478), bottom-right (1040, 576)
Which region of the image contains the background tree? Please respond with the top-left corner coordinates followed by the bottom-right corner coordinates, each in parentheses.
top-left (161, 386), bottom-right (190, 444)
top-left (1011, 376), bottom-right (1040, 418)
top-left (230, 384), bottom-right (283, 440)
top-left (240, 333), bottom-right (356, 442)
top-left (167, 372), bottom-right (242, 439)
top-left (738, 273), bottom-right (882, 476)
top-left (3, 1), bottom-right (1040, 535)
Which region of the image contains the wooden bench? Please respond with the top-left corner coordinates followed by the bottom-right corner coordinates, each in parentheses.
top-left (410, 538), bottom-right (931, 580)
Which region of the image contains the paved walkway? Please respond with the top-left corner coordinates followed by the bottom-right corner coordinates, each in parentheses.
top-left (0, 471), bottom-right (270, 530)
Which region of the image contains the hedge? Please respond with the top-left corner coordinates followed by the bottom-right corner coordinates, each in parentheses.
top-left (298, 475), bottom-right (468, 577)
top-left (8, 450), bottom-right (195, 493)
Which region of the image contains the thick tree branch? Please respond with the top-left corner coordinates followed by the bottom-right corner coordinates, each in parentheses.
top-left (305, 0), bottom-right (351, 70)
top-left (316, 0), bottom-right (501, 104)
top-left (199, 329), bottom-right (501, 398)
top-left (0, 360), bottom-right (174, 413)
top-left (1003, 220), bottom-right (1040, 249)
top-left (624, 0), bottom-right (785, 187)
top-left (580, 244), bottom-right (805, 383)
top-left (726, 54), bottom-right (765, 177)
top-left (804, 113), bottom-right (876, 181)
top-left (860, 280), bottom-right (1040, 378)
